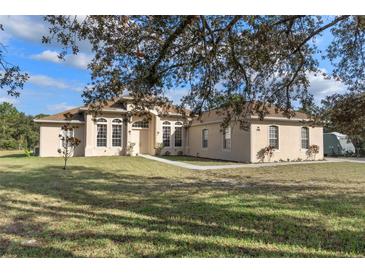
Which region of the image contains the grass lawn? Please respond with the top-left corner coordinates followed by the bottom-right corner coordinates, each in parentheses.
top-left (157, 155), bottom-right (237, 166)
top-left (0, 152), bottom-right (364, 257)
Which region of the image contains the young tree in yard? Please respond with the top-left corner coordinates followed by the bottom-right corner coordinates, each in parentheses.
top-left (0, 24), bottom-right (28, 97)
top-left (43, 16), bottom-right (365, 128)
top-left (58, 113), bottom-right (81, 170)
top-left (321, 92), bottom-right (365, 157)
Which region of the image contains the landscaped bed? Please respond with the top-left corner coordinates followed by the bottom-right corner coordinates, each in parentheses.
top-left (0, 152), bottom-right (365, 257)
top-left (157, 155), bottom-right (238, 166)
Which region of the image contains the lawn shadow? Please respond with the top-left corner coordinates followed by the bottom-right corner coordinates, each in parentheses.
top-left (0, 164), bottom-right (364, 257)
top-left (0, 153), bottom-right (26, 158)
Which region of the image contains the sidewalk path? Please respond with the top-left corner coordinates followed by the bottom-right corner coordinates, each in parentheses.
top-left (140, 154), bottom-right (363, 170)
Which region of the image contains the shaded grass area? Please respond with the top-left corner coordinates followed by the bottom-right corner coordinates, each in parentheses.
top-left (157, 155), bottom-right (237, 166)
top-left (0, 150), bottom-right (25, 158)
top-left (0, 153), bottom-right (364, 257)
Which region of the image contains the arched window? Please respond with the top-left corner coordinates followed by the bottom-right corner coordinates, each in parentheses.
top-left (112, 118), bottom-right (122, 124)
top-left (269, 125), bottom-right (279, 149)
top-left (174, 122), bottom-right (183, 147)
top-left (132, 120), bottom-right (149, 128)
top-left (96, 118), bottom-right (107, 123)
top-left (96, 118), bottom-right (107, 147)
top-left (162, 121), bottom-right (171, 147)
top-left (112, 119), bottom-right (123, 147)
top-left (301, 127), bottom-right (309, 149)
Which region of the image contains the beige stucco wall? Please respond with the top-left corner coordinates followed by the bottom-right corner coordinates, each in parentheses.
top-left (84, 113), bottom-right (127, 156)
top-left (250, 120), bottom-right (324, 163)
top-left (38, 105), bottom-right (323, 162)
top-left (39, 123), bottom-right (85, 157)
top-left (186, 121), bottom-right (251, 162)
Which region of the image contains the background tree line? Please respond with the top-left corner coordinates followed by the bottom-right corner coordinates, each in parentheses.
top-left (0, 102), bottom-right (46, 150)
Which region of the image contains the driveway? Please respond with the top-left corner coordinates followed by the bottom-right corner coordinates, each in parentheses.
top-left (140, 154), bottom-right (362, 170)
top-left (325, 157), bottom-right (365, 163)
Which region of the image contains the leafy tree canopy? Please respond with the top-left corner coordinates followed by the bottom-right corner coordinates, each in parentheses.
top-left (321, 92), bottom-right (365, 156)
top-left (43, 15), bottom-right (365, 127)
top-left (0, 102), bottom-right (41, 150)
top-left (0, 24), bottom-right (29, 97)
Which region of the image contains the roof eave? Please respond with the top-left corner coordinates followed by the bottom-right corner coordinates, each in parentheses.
top-left (33, 119), bottom-right (85, 124)
top-left (250, 115), bottom-right (311, 122)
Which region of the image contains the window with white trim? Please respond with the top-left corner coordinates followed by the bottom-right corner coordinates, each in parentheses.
top-left (269, 125), bottom-right (279, 149)
top-left (132, 120), bottom-right (149, 128)
top-left (301, 127), bottom-right (309, 149)
top-left (96, 118), bottom-right (107, 147)
top-left (162, 121), bottom-right (171, 147)
top-left (202, 129), bottom-right (208, 148)
top-left (223, 127), bottom-right (231, 150)
top-left (112, 119), bottom-right (122, 147)
top-left (174, 122), bottom-right (183, 147)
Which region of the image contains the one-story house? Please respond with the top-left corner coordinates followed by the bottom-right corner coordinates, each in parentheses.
top-left (34, 96), bottom-right (324, 163)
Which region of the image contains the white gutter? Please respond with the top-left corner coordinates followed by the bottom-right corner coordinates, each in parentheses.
top-left (189, 116), bottom-right (310, 127)
top-left (79, 107), bottom-right (128, 113)
top-left (250, 115), bottom-right (310, 122)
top-left (33, 119), bottom-right (85, 124)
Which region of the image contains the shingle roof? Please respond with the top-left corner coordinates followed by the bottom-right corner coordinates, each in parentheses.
top-left (253, 106), bottom-right (309, 119)
top-left (36, 97), bottom-right (308, 123)
top-left (37, 107), bottom-right (84, 122)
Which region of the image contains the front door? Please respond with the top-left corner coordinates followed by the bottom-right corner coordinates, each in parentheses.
top-left (139, 129), bottom-right (149, 154)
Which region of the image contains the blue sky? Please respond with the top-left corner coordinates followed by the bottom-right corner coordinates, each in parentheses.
top-left (0, 16), bottom-right (346, 115)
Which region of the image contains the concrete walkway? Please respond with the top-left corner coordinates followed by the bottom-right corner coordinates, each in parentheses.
top-left (140, 154), bottom-right (246, 170)
top-left (140, 154), bottom-right (363, 170)
top-left (325, 157), bottom-right (365, 163)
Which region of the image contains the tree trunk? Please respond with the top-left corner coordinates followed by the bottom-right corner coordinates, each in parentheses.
top-left (356, 146), bottom-right (360, 158)
top-left (63, 157), bottom-right (67, 170)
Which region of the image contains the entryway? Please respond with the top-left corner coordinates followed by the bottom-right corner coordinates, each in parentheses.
top-left (138, 129), bottom-right (149, 154)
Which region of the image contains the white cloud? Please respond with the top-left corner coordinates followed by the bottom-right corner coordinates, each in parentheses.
top-left (0, 16), bottom-right (47, 43)
top-left (46, 102), bottom-right (77, 113)
top-left (28, 74), bottom-right (82, 92)
top-left (31, 50), bottom-right (60, 63)
top-left (65, 53), bottom-right (92, 69)
top-left (0, 30), bottom-right (11, 44)
top-left (0, 15), bottom-right (92, 54)
top-left (29, 74), bottom-right (70, 90)
top-left (31, 50), bottom-right (92, 70)
top-left (308, 71), bottom-right (348, 104)
top-left (0, 96), bottom-right (17, 104)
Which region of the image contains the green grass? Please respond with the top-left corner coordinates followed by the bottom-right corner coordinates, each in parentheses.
top-left (0, 152), bottom-right (364, 257)
top-left (157, 155), bottom-right (237, 165)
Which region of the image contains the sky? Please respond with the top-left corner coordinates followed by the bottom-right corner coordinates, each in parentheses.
top-left (0, 15), bottom-right (347, 116)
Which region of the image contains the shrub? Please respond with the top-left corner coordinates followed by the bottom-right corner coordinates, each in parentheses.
top-left (24, 149), bottom-right (32, 157)
top-left (256, 145), bottom-right (274, 162)
top-left (126, 142), bottom-right (136, 156)
top-left (164, 151), bottom-right (171, 156)
top-left (306, 144), bottom-right (320, 160)
top-left (154, 143), bottom-right (164, 156)
top-left (177, 150), bottom-right (183, 156)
